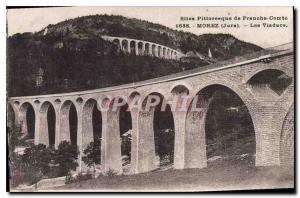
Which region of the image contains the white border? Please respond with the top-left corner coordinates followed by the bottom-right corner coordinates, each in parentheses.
top-left (1, 1), bottom-right (298, 197)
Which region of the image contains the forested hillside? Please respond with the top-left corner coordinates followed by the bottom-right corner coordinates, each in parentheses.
top-left (7, 14), bottom-right (262, 96)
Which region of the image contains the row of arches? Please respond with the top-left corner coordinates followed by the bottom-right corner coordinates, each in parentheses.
top-left (8, 86), bottom-right (255, 171)
top-left (12, 101), bottom-right (78, 147)
top-left (103, 36), bottom-right (180, 60)
top-left (7, 68), bottom-right (294, 173)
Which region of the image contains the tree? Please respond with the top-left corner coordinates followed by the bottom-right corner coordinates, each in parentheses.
top-left (8, 126), bottom-right (22, 187)
top-left (82, 138), bottom-right (101, 173)
top-left (22, 144), bottom-right (52, 176)
top-left (20, 144), bottom-right (52, 185)
top-left (155, 129), bottom-right (175, 163)
top-left (7, 125), bottom-right (39, 186)
top-left (7, 124), bottom-right (23, 154)
top-left (54, 141), bottom-right (79, 177)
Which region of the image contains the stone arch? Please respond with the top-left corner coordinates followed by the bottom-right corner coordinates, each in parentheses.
top-left (54, 98), bottom-right (61, 105)
top-left (142, 88), bottom-right (170, 104)
top-left (39, 101), bottom-right (56, 146)
top-left (145, 43), bottom-right (150, 55)
top-left (244, 66), bottom-right (291, 83)
top-left (130, 40), bottom-right (136, 55)
top-left (19, 102), bottom-right (35, 139)
top-left (76, 97), bottom-right (83, 104)
top-left (185, 84), bottom-right (256, 169)
top-left (59, 100), bottom-right (78, 145)
top-left (82, 98), bottom-right (102, 150)
top-left (152, 44), bottom-right (156, 56)
top-left (113, 38), bottom-right (120, 44)
top-left (246, 69), bottom-right (292, 96)
top-left (171, 84), bottom-right (190, 95)
top-left (173, 52), bottom-right (177, 59)
top-left (129, 91), bottom-right (141, 99)
top-left (97, 94), bottom-right (113, 112)
top-left (167, 49), bottom-right (171, 59)
top-left (170, 85), bottom-right (190, 111)
top-left (105, 95), bottom-right (130, 115)
top-left (191, 79), bottom-right (254, 111)
top-left (163, 47), bottom-right (166, 58)
top-left (128, 91), bottom-right (142, 110)
top-left (138, 42), bottom-right (143, 55)
top-left (280, 104), bottom-right (294, 166)
top-left (121, 40), bottom-right (129, 53)
top-left (113, 38), bottom-right (121, 50)
top-left (158, 46), bottom-right (162, 57)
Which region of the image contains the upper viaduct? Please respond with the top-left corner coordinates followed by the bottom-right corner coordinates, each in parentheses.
top-left (101, 35), bottom-right (185, 60)
top-left (7, 43), bottom-right (294, 175)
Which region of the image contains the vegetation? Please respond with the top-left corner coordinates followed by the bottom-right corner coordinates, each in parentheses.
top-left (8, 125), bottom-right (35, 186)
top-left (105, 169), bottom-right (117, 178)
top-left (53, 141), bottom-right (79, 177)
top-left (82, 138), bottom-right (101, 173)
top-left (57, 164), bottom-right (293, 191)
top-left (22, 144), bottom-right (52, 177)
top-left (8, 127), bottom-right (79, 188)
top-left (154, 129), bottom-right (175, 164)
top-left (205, 90), bottom-right (256, 160)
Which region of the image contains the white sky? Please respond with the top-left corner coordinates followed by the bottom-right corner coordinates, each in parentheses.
top-left (7, 7), bottom-right (293, 48)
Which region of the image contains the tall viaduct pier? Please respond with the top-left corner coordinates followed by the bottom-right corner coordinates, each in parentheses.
top-left (7, 43), bottom-right (294, 175)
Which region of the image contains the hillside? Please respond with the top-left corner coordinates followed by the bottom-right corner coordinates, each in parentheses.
top-left (7, 14), bottom-right (262, 96)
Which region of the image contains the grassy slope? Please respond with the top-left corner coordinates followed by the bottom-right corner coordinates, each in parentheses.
top-left (53, 160), bottom-right (293, 192)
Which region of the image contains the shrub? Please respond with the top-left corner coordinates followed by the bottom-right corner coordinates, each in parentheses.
top-left (154, 129), bottom-right (175, 164)
top-left (22, 144), bottom-right (52, 176)
top-left (9, 153), bottom-right (24, 187)
top-left (9, 137), bottom-right (80, 187)
top-left (105, 169), bottom-right (117, 178)
top-left (53, 141), bottom-right (79, 177)
top-left (10, 143), bottom-right (50, 186)
top-left (46, 165), bottom-right (62, 179)
top-left (82, 138), bottom-right (101, 173)
top-left (7, 125), bottom-right (24, 154)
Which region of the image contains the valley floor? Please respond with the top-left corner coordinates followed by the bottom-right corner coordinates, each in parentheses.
top-left (47, 159), bottom-right (294, 192)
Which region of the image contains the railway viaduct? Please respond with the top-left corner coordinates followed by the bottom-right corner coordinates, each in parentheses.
top-left (7, 43), bottom-right (294, 175)
top-left (101, 35), bottom-right (185, 60)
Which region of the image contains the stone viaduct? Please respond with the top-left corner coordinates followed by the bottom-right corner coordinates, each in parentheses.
top-left (7, 43), bottom-right (294, 175)
top-left (101, 35), bottom-right (185, 60)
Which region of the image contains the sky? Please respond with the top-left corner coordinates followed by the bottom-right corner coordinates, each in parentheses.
top-left (7, 7), bottom-right (293, 48)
